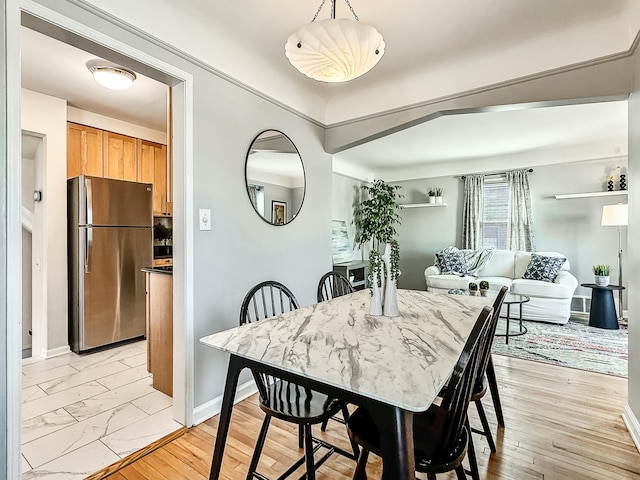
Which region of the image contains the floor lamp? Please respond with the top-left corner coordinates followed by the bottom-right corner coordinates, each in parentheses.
top-left (601, 203), bottom-right (628, 321)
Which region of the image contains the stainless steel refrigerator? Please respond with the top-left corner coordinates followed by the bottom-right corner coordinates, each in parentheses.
top-left (68, 176), bottom-right (153, 353)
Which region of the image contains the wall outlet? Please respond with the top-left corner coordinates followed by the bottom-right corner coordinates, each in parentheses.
top-left (199, 209), bottom-right (212, 231)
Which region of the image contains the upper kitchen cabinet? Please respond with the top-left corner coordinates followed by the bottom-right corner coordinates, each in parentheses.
top-left (104, 132), bottom-right (137, 181)
top-left (67, 123), bottom-right (103, 178)
top-left (138, 139), bottom-right (171, 216)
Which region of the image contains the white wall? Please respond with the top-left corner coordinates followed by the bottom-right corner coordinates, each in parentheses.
top-left (626, 43), bottom-right (640, 451)
top-left (21, 89), bottom-right (69, 357)
top-left (392, 158), bottom-right (629, 305)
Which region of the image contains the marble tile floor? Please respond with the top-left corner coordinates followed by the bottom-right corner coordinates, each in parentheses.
top-left (21, 340), bottom-right (182, 480)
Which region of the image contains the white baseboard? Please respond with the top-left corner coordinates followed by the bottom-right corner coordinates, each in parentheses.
top-left (623, 405), bottom-right (640, 454)
top-left (192, 379), bottom-right (257, 426)
top-left (40, 345), bottom-right (72, 359)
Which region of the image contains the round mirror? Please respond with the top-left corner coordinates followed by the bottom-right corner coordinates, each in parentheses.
top-left (245, 130), bottom-right (305, 225)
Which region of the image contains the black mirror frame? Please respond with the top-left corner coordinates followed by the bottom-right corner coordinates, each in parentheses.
top-left (244, 129), bottom-right (306, 226)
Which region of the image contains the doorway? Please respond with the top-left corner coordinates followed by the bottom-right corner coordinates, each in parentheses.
top-left (8, 5), bottom-right (195, 479)
top-left (20, 132), bottom-right (43, 360)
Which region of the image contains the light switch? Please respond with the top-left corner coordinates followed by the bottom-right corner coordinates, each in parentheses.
top-left (199, 209), bottom-right (212, 231)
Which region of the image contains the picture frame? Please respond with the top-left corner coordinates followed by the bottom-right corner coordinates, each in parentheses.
top-left (271, 200), bottom-right (287, 225)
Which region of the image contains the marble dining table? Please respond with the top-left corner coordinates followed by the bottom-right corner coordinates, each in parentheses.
top-left (200, 288), bottom-right (492, 480)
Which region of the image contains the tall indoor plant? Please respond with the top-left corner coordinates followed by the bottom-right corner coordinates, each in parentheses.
top-left (354, 179), bottom-right (403, 316)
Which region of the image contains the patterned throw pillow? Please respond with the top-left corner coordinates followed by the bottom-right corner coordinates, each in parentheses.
top-left (436, 251), bottom-right (468, 276)
top-left (522, 254), bottom-right (566, 282)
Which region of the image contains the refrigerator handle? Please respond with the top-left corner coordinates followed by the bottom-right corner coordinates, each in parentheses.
top-left (85, 177), bottom-right (93, 226)
top-left (85, 227), bottom-right (92, 273)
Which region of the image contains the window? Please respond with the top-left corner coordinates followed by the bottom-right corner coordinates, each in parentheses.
top-left (481, 178), bottom-right (508, 249)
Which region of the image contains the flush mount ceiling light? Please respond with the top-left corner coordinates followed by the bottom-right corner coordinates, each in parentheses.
top-left (88, 65), bottom-right (136, 90)
top-left (285, 0), bottom-right (385, 83)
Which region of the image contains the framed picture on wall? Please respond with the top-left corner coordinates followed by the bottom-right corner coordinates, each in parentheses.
top-left (271, 200), bottom-right (287, 225)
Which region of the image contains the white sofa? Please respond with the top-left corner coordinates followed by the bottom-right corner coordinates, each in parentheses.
top-left (424, 250), bottom-right (578, 324)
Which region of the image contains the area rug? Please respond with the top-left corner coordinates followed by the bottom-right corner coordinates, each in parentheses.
top-left (491, 316), bottom-right (628, 377)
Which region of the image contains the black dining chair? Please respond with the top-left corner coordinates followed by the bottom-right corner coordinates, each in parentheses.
top-left (240, 281), bottom-right (357, 480)
top-left (317, 271), bottom-right (355, 302)
top-left (347, 305), bottom-right (494, 480)
top-left (316, 271), bottom-right (359, 436)
top-left (463, 286), bottom-right (509, 480)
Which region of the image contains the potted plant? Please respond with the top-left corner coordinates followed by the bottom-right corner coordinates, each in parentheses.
top-left (435, 187), bottom-right (443, 204)
top-left (593, 264), bottom-right (611, 286)
top-left (479, 280), bottom-right (490, 296)
top-left (427, 188), bottom-right (436, 204)
top-left (355, 179), bottom-right (403, 315)
top-left (468, 282), bottom-right (479, 296)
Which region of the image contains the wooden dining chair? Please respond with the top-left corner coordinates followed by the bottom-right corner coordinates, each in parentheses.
top-left (317, 271), bottom-right (355, 302)
top-left (240, 281), bottom-right (357, 480)
top-left (347, 305), bottom-right (493, 480)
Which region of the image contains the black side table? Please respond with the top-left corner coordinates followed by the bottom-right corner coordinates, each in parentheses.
top-left (580, 283), bottom-right (625, 330)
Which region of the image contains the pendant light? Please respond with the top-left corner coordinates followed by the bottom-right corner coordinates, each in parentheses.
top-left (285, 0), bottom-right (385, 83)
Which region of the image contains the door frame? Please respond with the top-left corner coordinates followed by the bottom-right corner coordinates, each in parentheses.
top-left (5, 0), bottom-right (195, 475)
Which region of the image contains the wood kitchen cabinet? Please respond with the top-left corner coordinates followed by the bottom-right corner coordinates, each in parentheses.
top-left (145, 269), bottom-right (173, 397)
top-left (67, 123), bottom-right (171, 216)
top-left (103, 131), bottom-right (137, 181)
top-left (138, 139), bottom-right (171, 216)
top-left (67, 123), bottom-right (103, 178)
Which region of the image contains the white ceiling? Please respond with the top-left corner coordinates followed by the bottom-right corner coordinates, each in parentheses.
top-left (20, 27), bottom-right (168, 132)
top-left (19, 1), bottom-right (639, 177)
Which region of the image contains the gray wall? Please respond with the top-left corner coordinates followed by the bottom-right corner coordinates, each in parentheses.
top-left (628, 43), bottom-right (640, 434)
top-left (20, 2), bottom-right (333, 411)
top-left (393, 158), bottom-right (629, 306)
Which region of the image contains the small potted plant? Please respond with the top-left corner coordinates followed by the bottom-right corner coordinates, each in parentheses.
top-left (479, 280), bottom-right (490, 296)
top-left (435, 187), bottom-right (443, 204)
top-left (427, 188), bottom-right (436, 204)
top-left (593, 265), bottom-right (611, 286)
top-left (468, 282), bottom-right (479, 296)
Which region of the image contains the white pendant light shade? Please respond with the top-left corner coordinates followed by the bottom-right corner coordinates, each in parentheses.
top-left (89, 66), bottom-right (136, 90)
top-left (285, 18), bottom-right (385, 83)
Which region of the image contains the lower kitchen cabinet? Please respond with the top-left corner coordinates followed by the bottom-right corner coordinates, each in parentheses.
top-left (144, 269), bottom-right (173, 397)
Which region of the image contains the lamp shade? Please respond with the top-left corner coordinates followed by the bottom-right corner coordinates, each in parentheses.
top-left (285, 18), bottom-right (385, 83)
top-left (89, 66), bottom-right (136, 90)
top-left (601, 204), bottom-right (628, 226)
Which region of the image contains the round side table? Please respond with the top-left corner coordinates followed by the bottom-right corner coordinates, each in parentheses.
top-left (580, 283), bottom-right (624, 330)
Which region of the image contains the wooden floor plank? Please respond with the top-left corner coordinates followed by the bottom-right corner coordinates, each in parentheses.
top-left (104, 356), bottom-right (640, 480)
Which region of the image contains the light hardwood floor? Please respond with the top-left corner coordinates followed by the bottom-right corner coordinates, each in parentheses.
top-left (107, 355), bottom-right (640, 480)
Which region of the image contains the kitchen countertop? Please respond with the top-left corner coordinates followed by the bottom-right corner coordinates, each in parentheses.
top-left (141, 266), bottom-right (173, 275)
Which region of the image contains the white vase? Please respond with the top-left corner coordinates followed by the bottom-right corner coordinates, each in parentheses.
top-left (595, 275), bottom-right (610, 287)
top-left (428, 196), bottom-right (436, 204)
top-left (435, 196), bottom-right (443, 204)
top-left (382, 243), bottom-right (400, 317)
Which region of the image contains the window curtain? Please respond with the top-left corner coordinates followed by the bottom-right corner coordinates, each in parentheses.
top-left (248, 185), bottom-right (258, 210)
top-left (506, 169), bottom-right (535, 251)
top-left (462, 174), bottom-right (484, 250)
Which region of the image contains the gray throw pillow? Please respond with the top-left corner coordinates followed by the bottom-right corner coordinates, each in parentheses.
top-left (436, 251), bottom-right (468, 276)
top-left (522, 254), bottom-right (566, 282)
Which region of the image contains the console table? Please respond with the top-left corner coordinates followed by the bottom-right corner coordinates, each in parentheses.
top-left (580, 283), bottom-right (624, 330)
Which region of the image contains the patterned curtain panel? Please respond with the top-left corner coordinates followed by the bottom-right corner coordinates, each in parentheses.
top-left (506, 169), bottom-right (535, 251)
top-left (461, 174), bottom-right (484, 250)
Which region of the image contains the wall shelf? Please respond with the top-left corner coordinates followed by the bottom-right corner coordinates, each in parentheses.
top-left (401, 203), bottom-right (447, 208)
top-left (554, 191), bottom-right (628, 200)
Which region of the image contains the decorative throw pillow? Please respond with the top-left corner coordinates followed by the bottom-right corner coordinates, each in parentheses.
top-left (522, 254), bottom-right (566, 282)
top-left (436, 251), bottom-right (468, 276)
